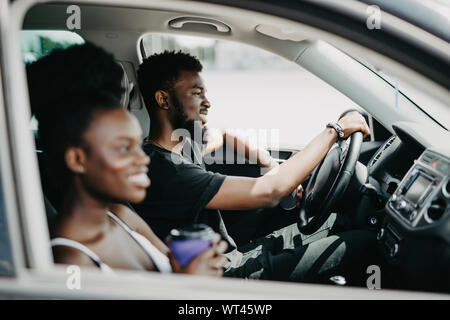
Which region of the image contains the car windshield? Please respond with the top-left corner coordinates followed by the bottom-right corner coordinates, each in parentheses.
top-left (355, 0), bottom-right (450, 130)
top-left (354, 57), bottom-right (450, 131)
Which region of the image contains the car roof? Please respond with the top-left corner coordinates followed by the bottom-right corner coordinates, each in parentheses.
top-left (357, 0), bottom-right (450, 42)
top-left (188, 0), bottom-right (449, 89)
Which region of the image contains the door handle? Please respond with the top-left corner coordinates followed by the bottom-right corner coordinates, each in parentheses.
top-left (169, 17), bottom-right (230, 33)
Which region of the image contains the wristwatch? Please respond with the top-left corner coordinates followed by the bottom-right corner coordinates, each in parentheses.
top-left (326, 122), bottom-right (345, 139)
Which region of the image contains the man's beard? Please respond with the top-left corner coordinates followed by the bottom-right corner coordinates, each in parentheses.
top-left (170, 93), bottom-right (206, 164)
top-left (171, 93), bottom-right (206, 145)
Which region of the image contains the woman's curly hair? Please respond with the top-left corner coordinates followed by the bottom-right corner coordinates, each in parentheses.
top-left (26, 42), bottom-right (125, 206)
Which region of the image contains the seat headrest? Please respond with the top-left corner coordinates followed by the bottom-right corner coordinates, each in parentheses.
top-left (116, 60), bottom-right (144, 111)
top-left (117, 61), bottom-right (133, 109)
top-left (115, 60), bottom-right (150, 140)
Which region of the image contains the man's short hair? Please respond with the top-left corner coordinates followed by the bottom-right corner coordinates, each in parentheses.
top-left (137, 50), bottom-right (203, 123)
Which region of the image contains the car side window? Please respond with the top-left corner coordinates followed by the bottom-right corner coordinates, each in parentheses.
top-left (141, 34), bottom-right (361, 148)
top-left (0, 37), bottom-right (15, 277)
top-left (21, 30), bottom-right (84, 63)
top-left (22, 30), bottom-right (85, 137)
top-left (0, 163), bottom-right (14, 278)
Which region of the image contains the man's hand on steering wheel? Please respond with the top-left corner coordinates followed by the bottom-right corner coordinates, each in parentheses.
top-left (337, 112), bottom-right (370, 139)
top-left (298, 111), bottom-right (370, 234)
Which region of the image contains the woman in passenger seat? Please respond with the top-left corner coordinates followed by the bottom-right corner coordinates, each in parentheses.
top-left (26, 42), bottom-right (227, 275)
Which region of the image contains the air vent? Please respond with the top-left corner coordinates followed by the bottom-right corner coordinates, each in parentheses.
top-left (383, 136), bottom-right (396, 150)
top-left (443, 179), bottom-right (450, 198)
top-left (370, 152), bottom-right (382, 166)
top-left (387, 182), bottom-right (398, 194)
top-left (422, 153), bottom-right (436, 165)
top-left (369, 136), bottom-right (396, 167)
top-left (426, 198), bottom-right (447, 223)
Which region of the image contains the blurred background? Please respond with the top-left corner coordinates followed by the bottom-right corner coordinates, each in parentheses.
top-left (20, 31), bottom-right (386, 150)
top-left (20, 0), bottom-right (450, 148)
top-left (142, 34), bottom-right (359, 149)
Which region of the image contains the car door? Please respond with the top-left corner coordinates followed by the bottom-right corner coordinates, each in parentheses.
top-left (1, 0), bottom-right (449, 301)
top-left (0, 5), bottom-right (16, 280)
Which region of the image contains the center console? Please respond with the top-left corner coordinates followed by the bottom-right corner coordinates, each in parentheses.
top-left (388, 151), bottom-right (449, 227)
top-left (379, 150), bottom-right (450, 260)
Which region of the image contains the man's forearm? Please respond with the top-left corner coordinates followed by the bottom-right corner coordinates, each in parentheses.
top-left (259, 128), bottom-right (338, 203)
top-left (206, 113), bottom-right (369, 210)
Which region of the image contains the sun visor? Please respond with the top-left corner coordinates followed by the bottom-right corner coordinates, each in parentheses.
top-left (255, 24), bottom-right (305, 42)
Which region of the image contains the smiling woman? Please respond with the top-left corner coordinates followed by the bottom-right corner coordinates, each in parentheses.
top-left (25, 42), bottom-right (227, 275)
top-left (1, 0), bottom-right (449, 300)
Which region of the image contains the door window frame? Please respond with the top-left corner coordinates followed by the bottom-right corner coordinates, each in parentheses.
top-left (0, 0), bottom-right (447, 299)
top-left (0, 0), bottom-right (26, 279)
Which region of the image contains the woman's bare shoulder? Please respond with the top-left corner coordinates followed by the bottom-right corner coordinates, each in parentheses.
top-left (52, 245), bottom-right (98, 268)
top-left (109, 203), bottom-right (143, 230)
top-left (109, 203), bottom-right (170, 255)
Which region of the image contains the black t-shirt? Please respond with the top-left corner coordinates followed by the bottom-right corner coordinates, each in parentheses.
top-left (133, 143), bottom-right (238, 255)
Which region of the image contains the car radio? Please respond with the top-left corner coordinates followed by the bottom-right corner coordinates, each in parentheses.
top-left (387, 150), bottom-right (450, 228)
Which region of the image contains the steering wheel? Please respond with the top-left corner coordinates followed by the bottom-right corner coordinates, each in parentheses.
top-left (298, 131), bottom-right (363, 235)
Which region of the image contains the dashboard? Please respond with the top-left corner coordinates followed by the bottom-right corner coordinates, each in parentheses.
top-left (366, 122), bottom-right (450, 292)
top-left (386, 151), bottom-right (449, 229)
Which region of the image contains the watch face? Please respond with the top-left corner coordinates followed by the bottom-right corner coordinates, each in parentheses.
top-left (339, 131), bottom-right (344, 138)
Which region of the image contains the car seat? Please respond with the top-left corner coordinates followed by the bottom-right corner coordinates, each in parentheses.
top-left (116, 60), bottom-right (150, 141)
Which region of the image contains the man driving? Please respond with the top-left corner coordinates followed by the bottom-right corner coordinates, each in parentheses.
top-left (134, 50), bottom-right (378, 284)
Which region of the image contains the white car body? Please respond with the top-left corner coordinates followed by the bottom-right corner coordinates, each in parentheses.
top-left (0, 0), bottom-right (449, 299)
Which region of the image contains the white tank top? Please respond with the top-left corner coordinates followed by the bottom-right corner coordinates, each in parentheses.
top-left (50, 211), bottom-right (172, 274)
